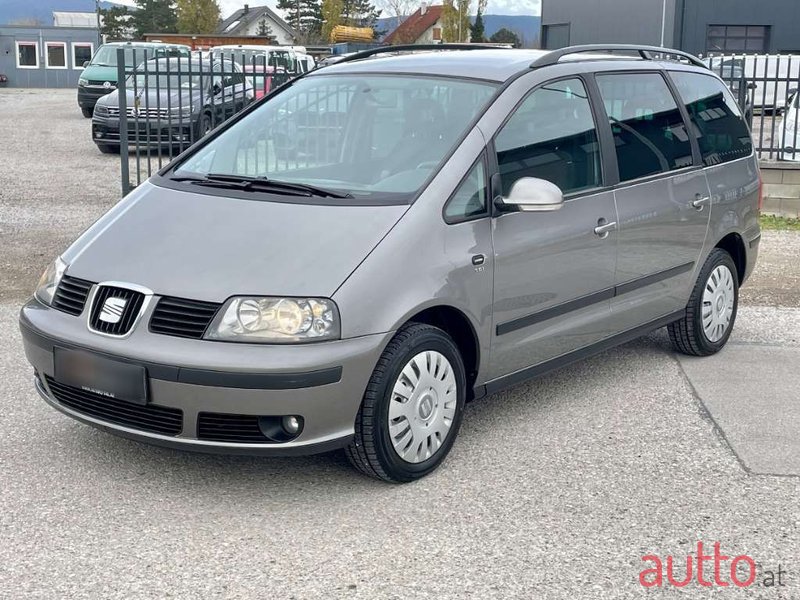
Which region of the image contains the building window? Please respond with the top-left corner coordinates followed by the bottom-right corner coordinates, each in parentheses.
top-left (707, 25), bottom-right (769, 54)
top-left (542, 24), bottom-right (570, 50)
top-left (45, 42), bottom-right (68, 69)
top-left (16, 41), bottom-right (39, 69)
top-left (72, 43), bottom-right (94, 69)
top-left (432, 27), bottom-right (442, 41)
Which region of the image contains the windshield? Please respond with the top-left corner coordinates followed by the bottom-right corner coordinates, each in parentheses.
top-left (129, 71), bottom-right (204, 90)
top-left (91, 45), bottom-right (188, 67)
top-left (211, 49), bottom-right (295, 71)
top-left (172, 74), bottom-right (497, 201)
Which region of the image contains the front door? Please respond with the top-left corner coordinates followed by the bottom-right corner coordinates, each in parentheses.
top-left (489, 77), bottom-right (619, 381)
top-left (593, 72), bottom-right (712, 328)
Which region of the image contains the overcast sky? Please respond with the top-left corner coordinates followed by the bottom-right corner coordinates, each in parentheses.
top-left (115, 0), bottom-right (540, 18)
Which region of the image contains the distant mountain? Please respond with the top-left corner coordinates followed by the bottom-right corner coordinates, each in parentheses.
top-left (1, 0), bottom-right (128, 26)
top-left (376, 14), bottom-right (540, 48)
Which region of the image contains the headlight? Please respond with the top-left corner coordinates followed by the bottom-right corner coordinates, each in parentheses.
top-left (78, 78), bottom-right (88, 87)
top-left (35, 257), bottom-right (67, 306)
top-left (169, 105), bottom-right (192, 115)
top-left (205, 297), bottom-right (340, 343)
top-left (94, 104), bottom-right (108, 116)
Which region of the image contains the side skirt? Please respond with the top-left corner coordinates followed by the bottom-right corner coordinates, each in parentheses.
top-left (473, 310), bottom-right (684, 399)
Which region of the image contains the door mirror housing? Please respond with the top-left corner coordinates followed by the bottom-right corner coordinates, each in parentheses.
top-left (82, 60), bottom-right (90, 68)
top-left (497, 177), bottom-right (564, 212)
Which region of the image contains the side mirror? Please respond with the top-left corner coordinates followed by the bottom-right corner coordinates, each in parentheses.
top-left (212, 82), bottom-right (222, 95)
top-left (496, 177), bottom-right (564, 212)
top-left (82, 61), bottom-right (90, 68)
top-left (788, 87), bottom-right (799, 98)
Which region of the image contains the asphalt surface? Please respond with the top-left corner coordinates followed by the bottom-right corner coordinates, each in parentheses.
top-left (1, 89), bottom-right (799, 598)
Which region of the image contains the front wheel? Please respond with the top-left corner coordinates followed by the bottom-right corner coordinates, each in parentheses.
top-left (96, 143), bottom-right (119, 154)
top-left (346, 323), bottom-right (466, 483)
top-left (668, 248), bottom-right (739, 356)
top-left (81, 107), bottom-right (93, 118)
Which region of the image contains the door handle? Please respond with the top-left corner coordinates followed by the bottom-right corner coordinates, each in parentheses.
top-left (692, 195), bottom-right (711, 210)
top-left (594, 219), bottom-right (618, 239)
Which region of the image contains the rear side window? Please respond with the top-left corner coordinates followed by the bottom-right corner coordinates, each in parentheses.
top-left (495, 78), bottom-right (602, 196)
top-left (670, 71), bottom-right (753, 165)
top-left (596, 73), bottom-right (693, 182)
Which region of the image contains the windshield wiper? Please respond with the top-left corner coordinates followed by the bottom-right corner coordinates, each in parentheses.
top-left (206, 173), bottom-right (354, 199)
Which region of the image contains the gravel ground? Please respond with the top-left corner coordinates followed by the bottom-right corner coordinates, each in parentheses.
top-left (2, 89), bottom-right (800, 599)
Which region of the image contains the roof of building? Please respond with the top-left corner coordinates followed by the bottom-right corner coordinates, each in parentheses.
top-left (52, 11), bottom-right (95, 27)
top-left (383, 5), bottom-right (444, 45)
top-left (216, 4), bottom-right (295, 39)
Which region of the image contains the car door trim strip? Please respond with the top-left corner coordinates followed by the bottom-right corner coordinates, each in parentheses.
top-left (496, 261), bottom-right (694, 336)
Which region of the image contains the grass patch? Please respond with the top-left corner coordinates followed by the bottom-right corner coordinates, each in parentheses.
top-left (760, 214), bottom-right (800, 231)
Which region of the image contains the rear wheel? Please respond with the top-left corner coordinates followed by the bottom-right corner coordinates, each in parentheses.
top-left (346, 323), bottom-right (466, 483)
top-left (668, 248), bottom-right (738, 356)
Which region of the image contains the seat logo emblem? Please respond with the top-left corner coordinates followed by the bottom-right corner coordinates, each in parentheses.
top-left (99, 297), bottom-right (127, 324)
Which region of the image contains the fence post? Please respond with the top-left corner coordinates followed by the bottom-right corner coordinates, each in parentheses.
top-left (116, 48), bottom-right (130, 197)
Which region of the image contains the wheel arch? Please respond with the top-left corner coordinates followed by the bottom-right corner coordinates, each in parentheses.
top-left (403, 305), bottom-right (481, 399)
top-left (714, 232), bottom-right (747, 284)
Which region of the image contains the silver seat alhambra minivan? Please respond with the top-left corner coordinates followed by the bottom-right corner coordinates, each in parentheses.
top-left (21, 45), bottom-right (761, 482)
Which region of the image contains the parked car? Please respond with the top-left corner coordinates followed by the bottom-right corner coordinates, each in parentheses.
top-left (702, 57), bottom-right (755, 126)
top-left (780, 87), bottom-right (799, 161)
top-left (21, 45), bottom-right (761, 482)
top-left (78, 41), bottom-right (190, 118)
top-left (292, 47), bottom-right (316, 73)
top-left (91, 56), bottom-right (253, 153)
top-left (211, 45), bottom-right (298, 99)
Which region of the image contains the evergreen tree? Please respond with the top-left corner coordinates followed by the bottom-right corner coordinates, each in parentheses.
top-left (321, 0), bottom-right (344, 41)
top-left (131, 0), bottom-right (178, 38)
top-left (176, 0), bottom-right (220, 34)
top-left (489, 27), bottom-right (521, 47)
top-left (99, 5), bottom-right (132, 41)
top-left (257, 17), bottom-right (275, 40)
top-left (277, 0), bottom-right (323, 39)
top-left (470, 0), bottom-right (487, 43)
top-left (342, 0), bottom-right (381, 30)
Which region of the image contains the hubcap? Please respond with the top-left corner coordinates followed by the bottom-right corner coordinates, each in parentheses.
top-left (702, 265), bottom-right (735, 343)
top-left (388, 351), bottom-right (457, 464)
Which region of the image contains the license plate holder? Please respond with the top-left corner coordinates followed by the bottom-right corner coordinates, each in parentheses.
top-left (53, 348), bottom-right (148, 406)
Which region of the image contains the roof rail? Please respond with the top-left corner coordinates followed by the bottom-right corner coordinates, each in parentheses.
top-left (530, 44), bottom-right (708, 70)
top-left (333, 43), bottom-right (511, 66)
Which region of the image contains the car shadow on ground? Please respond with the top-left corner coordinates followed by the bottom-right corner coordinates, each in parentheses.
top-left (50, 331), bottom-right (678, 495)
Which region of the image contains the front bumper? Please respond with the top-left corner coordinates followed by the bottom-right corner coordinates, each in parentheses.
top-left (20, 298), bottom-right (390, 456)
top-left (92, 115), bottom-right (195, 148)
top-left (78, 85), bottom-right (114, 110)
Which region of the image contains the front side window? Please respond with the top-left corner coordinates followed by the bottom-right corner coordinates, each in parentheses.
top-left (174, 75), bottom-right (497, 202)
top-left (596, 73), bottom-right (693, 183)
top-left (444, 158), bottom-right (488, 223)
top-left (16, 42), bottom-right (38, 68)
top-left (72, 43), bottom-right (93, 69)
top-left (46, 42), bottom-right (67, 69)
top-left (494, 77), bottom-right (602, 196)
top-left (671, 71), bottom-right (753, 165)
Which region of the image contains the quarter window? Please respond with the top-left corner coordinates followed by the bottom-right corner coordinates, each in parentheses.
top-left (596, 73), bottom-right (693, 183)
top-left (671, 72), bottom-right (753, 165)
top-left (16, 42), bottom-right (38, 68)
top-left (72, 43), bottom-right (93, 69)
top-left (444, 157), bottom-right (488, 223)
top-left (45, 42), bottom-right (67, 69)
top-left (495, 78), bottom-right (602, 196)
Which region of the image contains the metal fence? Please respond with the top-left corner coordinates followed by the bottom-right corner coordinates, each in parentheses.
top-left (107, 48), bottom-right (295, 195)
top-left (704, 53), bottom-right (800, 161)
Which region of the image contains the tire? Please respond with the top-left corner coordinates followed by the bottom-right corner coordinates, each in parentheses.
top-left (668, 248), bottom-right (739, 356)
top-left (96, 143), bottom-right (119, 154)
top-left (196, 112), bottom-right (213, 140)
top-left (345, 323), bottom-right (467, 483)
top-left (81, 107), bottom-right (93, 118)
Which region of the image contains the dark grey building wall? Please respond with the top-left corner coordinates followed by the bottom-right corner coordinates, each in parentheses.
top-left (679, 0), bottom-right (800, 55)
top-left (542, 0), bottom-right (800, 55)
top-left (0, 26), bottom-right (99, 88)
top-left (541, 0), bottom-right (678, 49)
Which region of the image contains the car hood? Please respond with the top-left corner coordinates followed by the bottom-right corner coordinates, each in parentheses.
top-left (82, 65), bottom-right (118, 83)
top-left (97, 87), bottom-right (200, 110)
top-left (62, 181), bottom-right (408, 302)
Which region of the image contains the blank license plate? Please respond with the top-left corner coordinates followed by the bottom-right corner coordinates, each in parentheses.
top-left (53, 348), bottom-right (148, 405)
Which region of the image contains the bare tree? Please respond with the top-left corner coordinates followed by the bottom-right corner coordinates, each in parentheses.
top-left (380, 0), bottom-right (417, 20)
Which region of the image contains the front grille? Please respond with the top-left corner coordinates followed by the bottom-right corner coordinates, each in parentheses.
top-left (87, 80), bottom-right (115, 87)
top-left (150, 296), bottom-right (222, 339)
top-left (46, 376), bottom-right (183, 436)
top-left (52, 276), bottom-right (93, 316)
top-left (89, 286), bottom-right (146, 336)
top-left (197, 412), bottom-right (267, 443)
top-left (108, 106), bottom-right (170, 119)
